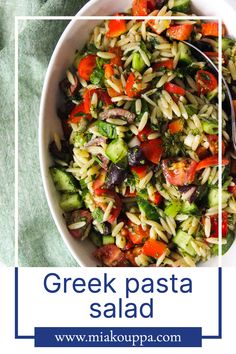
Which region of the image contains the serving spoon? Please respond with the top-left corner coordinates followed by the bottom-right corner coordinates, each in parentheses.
top-left (183, 40), bottom-right (236, 156)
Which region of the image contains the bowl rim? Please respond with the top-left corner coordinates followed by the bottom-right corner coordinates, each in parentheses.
top-left (39, 0), bottom-right (236, 267)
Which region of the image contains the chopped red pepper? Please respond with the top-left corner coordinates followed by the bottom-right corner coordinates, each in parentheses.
top-left (204, 212), bottom-right (228, 238)
top-left (196, 155), bottom-right (229, 171)
top-left (104, 63), bottom-right (114, 79)
top-left (132, 0), bottom-right (156, 16)
top-left (149, 191), bottom-right (162, 206)
top-left (69, 102), bottom-right (92, 123)
top-left (106, 16), bottom-right (127, 38)
top-left (201, 22), bottom-right (226, 37)
top-left (164, 82), bottom-right (186, 96)
top-left (127, 221), bottom-right (149, 245)
top-left (167, 24), bottom-right (193, 41)
top-left (131, 165), bottom-right (149, 179)
top-left (78, 54), bottom-right (97, 81)
top-left (141, 138), bottom-right (163, 164)
top-left (154, 59), bottom-right (174, 71)
top-left (142, 239), bottom-right (168, 258)
top-left (168, 119), bottom-right (184, 134)
top-left (126, 72), bottom-right (143, 98)
top-left (83, 88), bottom-right (112, 114)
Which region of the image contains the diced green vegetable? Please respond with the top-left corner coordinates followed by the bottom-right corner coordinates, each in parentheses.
top-left (208, 188), bottom-right (231, 208)
top-left (59, 193), bottom-right (83, 212)
top-left (79, 179), bottom-right (88, 191)
top-left (90, 231), bottom-right (102, 247)
top-left (164, 201), bottom-right (182, 217)
top-left (102, 236), bottom-right (115, 245)
top-left (132, 52), bottom-right (146, 72)
top-left (90, 67), bottom-right (104, 85)
top-left (84, 192), bottom-right (96, 211)
top-left (212, 231), bottom-right (235, 255)
top-left (207, 88), bottom-right (218, 101)
top-left (202, 118), bottom-right (218, 134)
top-left (96, 120), bottom-right (117, 139)
top-left (50, 167), bottom-right (79, 192)
top-left (137, 197), bottom-right (160, 222)
top-left (178, 42), bottom-right (192, 65)
top-left (92, 207), bottom-right (104, 223)
top-left (106, 138), bottom-right (128, 164)
top-left (71, 132), bottom-right (87, 147)
top-left (173, 230), bottom-right (197, 257)
top-left (181, 201), bottom-right (199, 215)
top-left (185, 104), bottom-right (198, 116)
top-left (171, 0), bottom-right (190, 13)
top-left (222, 37), bottom-right (234, 51)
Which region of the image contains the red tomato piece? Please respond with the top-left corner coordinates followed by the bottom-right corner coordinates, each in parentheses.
top-left (196, 70), bottom-right (218, 95)
top-left (162, 158), bottom-right (198, 186)
top-left (93, 170), bottom-right (107, 190)
top-left (78, 54), bottom-right (97, 81)
top-left (106, 17), bottom-right (127, 38)
top-left (137, 125), bottom-right (155, 141)
top-left (132, 0), bottom-right (156, 16)
top-left (127, 221), bottom-right (149, 245)
top-left (167, 24), bottom-right (193, 41)
top-left (168, 119), bottom-right (184, 134)
top-left (126, 72), bottom-right (143, 98)
top-left (142, 239), bottom-right (167, 258)
top-left (201, 22), bottom-right (226, 37)
top-left (207, 135), bottom-right (226, 156)
top-left (149, 191), bottom-right (162, 205)
top-left (131, 165), bottom-right (149, 179)
top-left (141, 138), bottom-right (163, 164)
top-left (69, 102), bottom-right (92, 124)
top-left (196, 155), bottom-right (229, 171)
top-left (204, 212), bottom-right (228, 238)
top-left (228, 185), bottom-right (236, 197)
top-left (154, 59), bottom-right (174, 71)
top-left (164, 82), bottom-right (186, 96)
top-left (93, 244), bottom-right (127, 267)
top-left (94, 188), bottom-right (122, 224)
top-left (83, 88), bottom-right (112, 114)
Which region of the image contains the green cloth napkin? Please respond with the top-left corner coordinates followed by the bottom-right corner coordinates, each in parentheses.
top-left (0, 0), bottom-right (89, 266)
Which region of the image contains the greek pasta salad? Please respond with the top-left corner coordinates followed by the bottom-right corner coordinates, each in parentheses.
top-left (49, 0), bottom-right (236, 267)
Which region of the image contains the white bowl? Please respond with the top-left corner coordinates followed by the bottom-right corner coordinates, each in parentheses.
top-left (39, 0), bottom-right (236, 267)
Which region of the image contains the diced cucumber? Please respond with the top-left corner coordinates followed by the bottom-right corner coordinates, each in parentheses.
top-left (208, 188), bottom-right (231, 208)
top-left (185, 104), bottom-right (198, 116)
top-left (71, 132), bottom-right (87, 147)
top-left (137, 197), bottom-right (160, 222)
top-left (181, 201), bottom-right (199, 215)
top-left (173, 230), bottom-right (197, 257)
top-left (50, 167), bottom-right (79, 192)
top-left (164, 201), bottom-right (182, 218)
top-left (178, 42), bottom-right (192, 65)
top-left (106, 138), bottom-right (128, 164)
top-left (84, 192), bottom-right (96, 211)
top-left (103, 236), bottom-right (115, 245)
top-left (171, 0), bottom-right (190, 13)
top-left (202, 118), bottom-right (218, 134)
top-left (212, 231), bottom-right (235, 255)
top-left (132, 52), bottom-right (146, 72)
top-left (59, 193), bottom-right (83, 212)
top-left (222, 37), bottom-right (234, 51)
top-left (92, 207), bottom-right (104, 223)
top-left (207, 88), bottom-right (218, 101)
top-left (90, 231), bottom-right (102, 247)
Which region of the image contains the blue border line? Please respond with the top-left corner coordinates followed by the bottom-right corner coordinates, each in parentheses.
top-left (14, 267), bottom-right (222, 341)
top-left (202, 267), bottom-right (222, 339)
top-left (14, 268), bottom-right (35, 339)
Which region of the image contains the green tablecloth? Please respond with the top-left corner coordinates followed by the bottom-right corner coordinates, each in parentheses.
top-left (0, 0), bottom-right (89, 266)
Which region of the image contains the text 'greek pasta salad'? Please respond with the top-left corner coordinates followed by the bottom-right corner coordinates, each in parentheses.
top-left (49, 0), bottom-right (236, 267)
